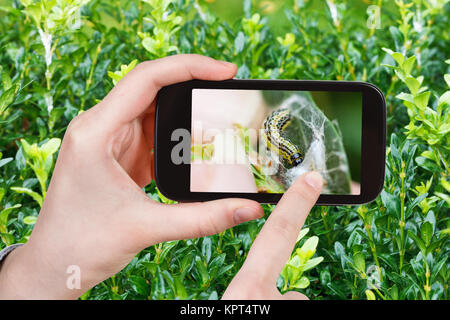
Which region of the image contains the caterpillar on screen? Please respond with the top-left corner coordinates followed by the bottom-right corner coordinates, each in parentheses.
top-left (263, 108), bottom-right (304, 167)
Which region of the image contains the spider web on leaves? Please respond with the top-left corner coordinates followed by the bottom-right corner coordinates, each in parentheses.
top-left (269, 93), bottom-right (351, 194)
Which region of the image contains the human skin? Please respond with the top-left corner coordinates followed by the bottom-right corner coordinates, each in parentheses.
top-left (0, 54), bottom-right (322, 300)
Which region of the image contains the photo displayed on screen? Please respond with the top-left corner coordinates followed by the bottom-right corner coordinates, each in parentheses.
top-left (190, 89), bottom-right (362, 195)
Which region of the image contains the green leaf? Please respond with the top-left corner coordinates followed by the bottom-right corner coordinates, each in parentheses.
top-left (381, 47), bottom-right (394, 55)
top-left (413, 91), bottom-right (430, 110)
top-left (292, 276), bottom-right (310, 289)
top-left (334, 241), bottom-right (348, 269)
top-left (179, 249), bottom-right (194, 275)
top-left (288, 254), bottom-right (301, 269)
top-left (1, 69), bottom-right (12, 90)
top-left (405, 193), bottom-right (428, 219)
top-left (438, 122), bottom-right (450, 135)
top-left (381, 63), bottom-right (396, 69)
top-left (201, 237), bottom-right (212, 263)
top-left (297, 236), bottom-right (319, 262)
top-left (107, 71), bottom-right (122, 82)
top-left (108, 60), bottom-right (139, 85)
top-left (394, 69), bottom-right (405, 82)
top-left (33, 166), bottom-right (48, 192)
top-left (327, 283), bottom-right (347, 299)
top-left (402, 56), bottom-right (416, 75)
top-left (208, 253), bottom-right (225, 273)
top-left (234, 31), bottom-right (246, 54)
top-left (302, 256), bottom-right (324, 272)
top-left (444, 74), bottom-right (450, 87)
top-left (320, 269), bottom-right (331, 285)
top-left (10, 187), bottom-right (43, 207)
top-left (296, 228), bottom-right (309, 243)
top-left (194, 256), bottom-right (209, 285)
top-left (23, 215), bottom-right (37, 225)
top-left (0, 204), bottom-right (21, 232)
top-left (389, 285), bottom-right (399, 300)
top-left (217, 263), bottom-right (234, 278)
top-left (129, 275), bottom-right (149, 297)
top-left (438, 91), bottom-right (450, 106)
top-left (124, 59), bottom-right (138, 73)
top-left (0, 157), bottom-right (13, 168)
top-left (142, 261), bottom-right (157, 275)
top-left (415, 156), bottom-right (441, 172)
top-left (0, 188), bottom-right (4, 204)
top-left (396, 92), bottom-right (414, 104)
top-left (381, 190), bottom-right (401, 219)
top-left (173, 275), bottom-right (187, 299)
top-left (280, 265), bottom-right (289, 283)
top-left (159, 240), bottom-right (178, 263)
top-left (48, 108), bottom-right (65, 130)
top-left (435, 192), bottom-right (449, 206)
top-left (391, 52), bottom-right (405, 66)
top-left (23, 3), bottom-right (42, 26)
top-left (0, 232), bottom-right (15, 246)
top-left (441, 177), bottom-right (450, 193)
top-left (405, 77), bottom-right (420, 95)
top-left (20, 139), bottom-right (39, 159)
top-left (156, 187), bottom-right (176, 204)
top-left (353, 251), bottom-right (365, 273)
top-left (431, 257), bottom-right (447, 281)
top-left (407, 230), bottom-right (426, 254)
top-left (347, 228), bottom-right (362, 248)
top-left (420, 221), bottom-right (433, 246)
top-left (365, 289), bottom-right (376, 300)
top-left (40, 138), bottom-right (61, 159)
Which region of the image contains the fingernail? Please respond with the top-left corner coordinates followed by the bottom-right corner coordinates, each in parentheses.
top-left (305, 171), bottom-right (323, 191)
top-left (218, 60), bottom-right (235, 67)
top-left (233, 207), bottom-right (259, 224)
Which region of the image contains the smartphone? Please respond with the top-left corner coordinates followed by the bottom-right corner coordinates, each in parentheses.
top-left (154, 79), bottom-right (386, 205)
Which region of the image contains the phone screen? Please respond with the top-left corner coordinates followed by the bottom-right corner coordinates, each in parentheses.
top-left (190, 89), bottom-right (362, 195)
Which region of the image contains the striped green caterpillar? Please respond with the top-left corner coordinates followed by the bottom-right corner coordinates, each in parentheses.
top-left (263, 108), bottom-right (304, 167)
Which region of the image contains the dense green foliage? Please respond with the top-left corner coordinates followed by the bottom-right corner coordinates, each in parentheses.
top-left (0, 0), bottom-right (449, 300)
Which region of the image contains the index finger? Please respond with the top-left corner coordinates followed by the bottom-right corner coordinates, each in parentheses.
top-left (241, 171), bottom-right (323, 284)
top-left (95, 54), bottom-right (237, 129)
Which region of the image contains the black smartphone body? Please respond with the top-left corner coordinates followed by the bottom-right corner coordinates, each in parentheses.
top-left (155, 79), bottom-right (386, 205)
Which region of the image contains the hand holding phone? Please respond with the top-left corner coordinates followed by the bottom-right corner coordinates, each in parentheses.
top-left (0, 55), bottom-right (266, 299)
